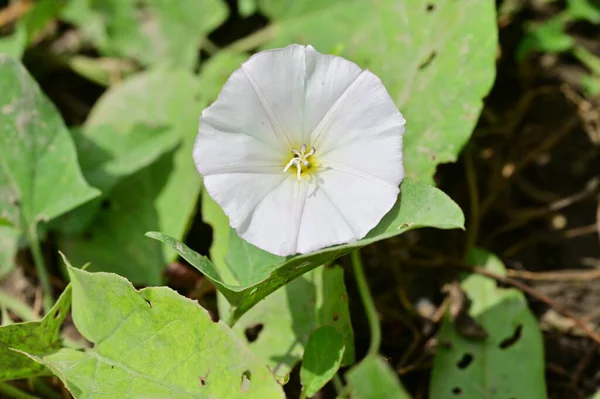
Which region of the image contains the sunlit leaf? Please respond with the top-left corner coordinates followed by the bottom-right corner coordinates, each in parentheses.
top-left (61, 0), bottom-right (227, 69)
top-left (0, 286), bottom-right (71, 381)
top-left (23, 267), bottom-right (284, 399)
top-left (0, 56), bottom-right (100, 237)
top-left (59, 67), bottom-right (202, 284)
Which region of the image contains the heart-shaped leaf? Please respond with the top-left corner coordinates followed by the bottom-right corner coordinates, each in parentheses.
top-left (0, 56), bottom-right (100, 275)
top-left (22, 266), bottom-right (284, 399)
top-left (59, 66), bottom-right (203, 284)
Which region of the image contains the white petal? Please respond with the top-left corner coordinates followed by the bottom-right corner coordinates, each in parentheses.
top-left (200, 44), bottom-right (307, 151)
top-left (235, 177), bottom-right (308, 256)
top-left (319, 128), bottom-right (404, 187)
top-left (203, 173), bottom-right (289, 237)
top-left (194, 122), bottom-right (283, 176)
top-left (302, 46), bottom-right (363, 142)
top-left (309, 69), bottom-right (405, 156)
top-left (296, 168), bottom-right (400, 254)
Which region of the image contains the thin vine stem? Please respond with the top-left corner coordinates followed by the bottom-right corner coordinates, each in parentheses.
top-left (0, 382), bottom-right (41, 399)
top-left (350, 250), bottom-right (381, 358)
top-left (27, 227), bottom-right (53, 313)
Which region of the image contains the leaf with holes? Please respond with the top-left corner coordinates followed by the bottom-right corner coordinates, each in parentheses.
top-left (0, 56), bottom-right (100, 238)
top-left (0, 285), bottom-right (71, 381)
top-left (149, 178), bottom-right (464, 324)
top-left (253, 0), bottom-right (497, 181)
top-left (430, 248), bottom-right (547, 399)
top-left (60, 0), bottom-right (227, 69)
top-left (21, 266), bottom-right (284, 398)
top-left (233, 264), bottom-right (354, 378)
top-left (59, 66), bottom-right (203, 284)
top-left (345, 355), bottom-right (411, 399)
top-left (300, 326), bottom-right (345, 397)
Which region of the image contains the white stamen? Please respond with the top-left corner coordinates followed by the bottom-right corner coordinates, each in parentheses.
top-left (283, 144), bottom-right (316, 180)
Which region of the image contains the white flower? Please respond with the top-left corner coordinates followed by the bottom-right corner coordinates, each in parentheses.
top-left (194, 44), bottom-right (405, 256)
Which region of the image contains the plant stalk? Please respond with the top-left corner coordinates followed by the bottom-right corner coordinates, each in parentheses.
top-left (27, 227), bottom-right (53, 313)
top-left (350, 250), bottom-right (381, 358)
top-left (0, 382), bottom-right (41, 399)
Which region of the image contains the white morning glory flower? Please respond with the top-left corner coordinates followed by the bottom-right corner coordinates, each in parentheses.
top-left (194, 44), bottom-right (405, 256)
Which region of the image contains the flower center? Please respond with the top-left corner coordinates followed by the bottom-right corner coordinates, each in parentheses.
top-left (283, 143), bottom-right (316, 180)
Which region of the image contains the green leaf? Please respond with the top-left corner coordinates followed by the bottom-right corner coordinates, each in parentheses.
top-left (517, 13), bottom-right (573, 60)
top-left (588, 392), bottom-right (600, 399)
top-left (255, 0), bottom-right (497, 181)
top-left (0, 285), bottom-right (72, 381)
top-left (567, 0), bottom-right (600, 23)
top-left (23, 267), bottom-right (284, 398)
top-left (149, 178), bottom-right (464, 323)
top-left (61, 0), bottom-right (227, 69)
top-left (0, 56), bottom-right (100, 235)
top-left (59, 66), bottom-right (203, 284)
top-left (430, 248), bottom-right (546, 399)
top-left (0, 25), bottom-right (27, 59)
top-left (0, 226), bottom-right (19, 277)
top-left (345, 355), bottom-right (411, 399)
top-left (233, 265), bottom-right (354, 378)
top-left (57, 123), bottom-right (180, 233)
top-left (300, 326), bottom-right (344, 397)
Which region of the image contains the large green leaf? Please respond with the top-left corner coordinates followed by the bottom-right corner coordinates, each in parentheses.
top-left (430, 248), bottom-right (546, 399)
top-left (345, 355), bottom-right (411, 399)
top-left (149, 178), bottom-right (464, 324)
top-left (59, 67), bottom-right (203, 284)
top-left (0, 285), bottom-right (71, 381)
top-left (23, 267), bottom-right (284, 399)
top-left (61, 0), bottom-right (227, 69)
top-left (57, 124), bottom-right (179, 233)
top-left (0, 56), bottom-right (99, 262)
top-left (254, 0), bottom-right (497, 181)
top-left (300, 326), bottom-right (345, 397)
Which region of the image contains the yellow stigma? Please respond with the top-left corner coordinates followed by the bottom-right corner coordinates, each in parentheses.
top-left (283, 143), bottom-right (317, 179)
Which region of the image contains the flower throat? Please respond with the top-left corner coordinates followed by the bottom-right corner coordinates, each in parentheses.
top-left (283, 143), bottom-right (316, 179)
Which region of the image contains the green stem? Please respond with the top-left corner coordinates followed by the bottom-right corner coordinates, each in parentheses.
top-left (299, 389), bottom-right (307, 399)
top-left (27, 227), bottom-right (53, 313)
top-left (0, 290), bottom-right (36, 321)
top-left (0, 382), bottom-right (41, 399)
top-left (222, 24), bottom-right (280, 53)
top-left (332, 374), bottom-right (344, 394)
top-left (32, 379), bottom-right (63, 399)
top-left (350, 250), bottom-right (381, 358)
